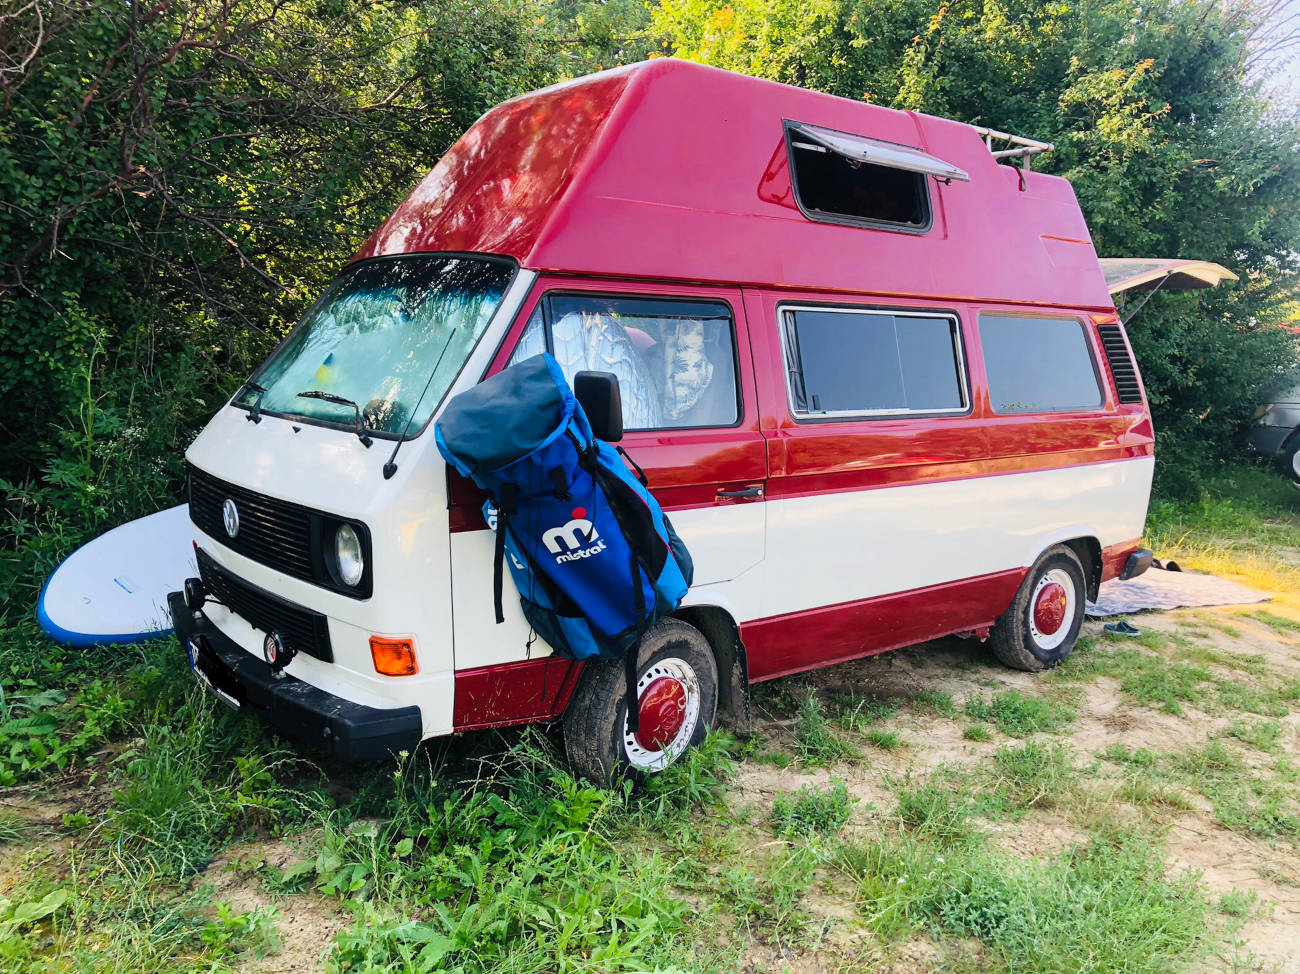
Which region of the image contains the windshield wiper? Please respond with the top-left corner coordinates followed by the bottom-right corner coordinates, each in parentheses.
top-left (242, 381), bottom-right (267, 424)
top-left (296, 390), bottom-right (373, 448)
top-left (382, 327), bottom-right (458, 480)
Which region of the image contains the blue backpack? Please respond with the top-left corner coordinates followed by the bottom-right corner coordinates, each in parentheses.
top-left (434, 354), bottom-right (693, 731)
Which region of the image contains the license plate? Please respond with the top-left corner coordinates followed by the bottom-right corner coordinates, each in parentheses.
top-left (188, 639), bottom-right (242, 711)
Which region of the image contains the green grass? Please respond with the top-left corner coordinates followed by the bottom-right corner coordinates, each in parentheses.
top-left (962, 724), bottom-right (993, 742)
top-left (1226, 719), bottom-right (1285, 753)
top-left (1114, 776), bottom-right (1195, 812)
top-left (1248, 610), bottom-right (1300, 635)
top-left (838, 829), bottom-right (1215, 971)
top-left (866, 729), bottom-right (902, 751)
top-left (750, 749), bottom-right (792, 770)
top-left (1048, 631), bottom-right (1296, 720)
top-left (771, 778), bottom-right (855, 838)
top-left (1144, 465), bottom-right (1300, 594)
top-left (715, 847), bottom-right (820, 950)
top-left (1173, 643), bottom-right (1270, 678)
top-left (793, 691), bottom-right (857, 766)
top-left (1121, 659), bottom-right (1215, 715)
top-left (1102, 743), bottom-right (1158, 768)
top-left (988, 740), bottom-right (1078, 811)
top-left (1215, 678), bottom-right (1291, 717)
top-left (964, 690), bottom-right (1074, 737)
top-left (893, 783), bottom-right (973, 843)
top-left (1170, 741), bottom-right (1300, 840)
top-left (835, 693), bottom-right (901, 732)
top-left (913, 688), bottom-right (956, 716)
top-left (1216, 890), bottom-right (1259, 918)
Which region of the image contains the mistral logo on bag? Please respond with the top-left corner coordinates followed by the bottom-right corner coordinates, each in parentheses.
top-left (543, 507), bottom-right (607, 564)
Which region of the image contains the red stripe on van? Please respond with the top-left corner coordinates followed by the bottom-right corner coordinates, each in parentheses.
top-left (453, 655), bottom-right (583, 731)
top-left (764, 443), bottom-right (1151, 501)
top-left (741, 568), bottom-right (1026, 682)
top-left (448, 445), bottom-right (1152, 533)
top-left (452, 541), bottom-right (1141, 729)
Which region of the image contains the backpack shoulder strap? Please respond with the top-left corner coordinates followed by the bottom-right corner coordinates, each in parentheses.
top-left (492, 482), bottom-right (518, 625)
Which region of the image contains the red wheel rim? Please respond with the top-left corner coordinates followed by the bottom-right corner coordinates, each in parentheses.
top-left (634, 676), bottom-right (687, 751)
top-left (1033, 581), bottom-right (1069, 636)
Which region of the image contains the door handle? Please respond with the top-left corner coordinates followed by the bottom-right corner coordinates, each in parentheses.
top-left (716, 486), bottom-right (763, 500)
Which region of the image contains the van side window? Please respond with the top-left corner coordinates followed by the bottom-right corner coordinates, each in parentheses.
top-left (508, 295), bottom-right (740, 430)
top-left (786, 123), bottom-right (932, 231)
top-left (979, 314), bottom-right (1102, 414)
top-left (782, 307), bottom-right (966, 417)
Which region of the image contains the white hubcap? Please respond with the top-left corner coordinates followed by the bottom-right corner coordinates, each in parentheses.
top-left (622, 657), bottom-right (701, 771)
top-left (1028, 568), bottom-right (1076, 651)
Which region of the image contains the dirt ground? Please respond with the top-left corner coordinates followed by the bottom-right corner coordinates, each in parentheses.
top-left (729, 604), bottom-right (1300, 973)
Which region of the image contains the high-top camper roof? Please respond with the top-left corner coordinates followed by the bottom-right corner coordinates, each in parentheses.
top-left (354, 58), bottom-right (1114, 310)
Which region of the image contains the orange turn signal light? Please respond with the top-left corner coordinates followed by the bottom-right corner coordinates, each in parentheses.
top-left (370, 636), bottom-right (418, 676)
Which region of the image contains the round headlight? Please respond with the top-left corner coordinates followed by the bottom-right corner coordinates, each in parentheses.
top-left (335, 523), bottom-right (364, 587)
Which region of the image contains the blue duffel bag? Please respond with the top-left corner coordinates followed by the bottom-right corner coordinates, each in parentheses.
top-left (435, 354), bottom-right (693, 730)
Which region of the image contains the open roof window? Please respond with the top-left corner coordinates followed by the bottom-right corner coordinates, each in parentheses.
top-left (785, 121), bottom-right (969, 233)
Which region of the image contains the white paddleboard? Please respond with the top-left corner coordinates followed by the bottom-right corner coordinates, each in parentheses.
top-left (37, 504), bottom-right (196, 647)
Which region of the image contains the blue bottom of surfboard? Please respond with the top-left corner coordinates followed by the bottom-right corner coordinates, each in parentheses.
top-left (37, 504), bottom-right (196, 647)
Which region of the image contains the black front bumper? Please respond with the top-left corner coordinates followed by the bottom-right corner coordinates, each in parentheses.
top-left (169, 592), bottom-right (422, 761)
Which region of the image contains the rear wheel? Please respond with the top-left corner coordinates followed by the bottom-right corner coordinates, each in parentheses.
top-left (563, 618), bottom-right (717, 784)
top-left (990, 545), bottom-right (1087, 672)
top-left (1280, 435), bottom-right (1300, 481)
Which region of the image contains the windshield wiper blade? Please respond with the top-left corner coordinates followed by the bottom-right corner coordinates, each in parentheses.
top-left (296, 390), bottom-right (373, 448)
top-left (382, 327), bottom-right (458, 480)
top-left (242, 381), bottom-right (267, 424)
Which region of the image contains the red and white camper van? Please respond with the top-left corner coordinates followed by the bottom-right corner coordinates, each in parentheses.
top-left (171, 59), bottom-right (1230, 779)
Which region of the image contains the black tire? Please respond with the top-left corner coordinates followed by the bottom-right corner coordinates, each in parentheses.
top-left (1279, 435), bottom-right (1300, 481)
top-left (990, 545), bottom-right (1087, 672)
top-left (563, 618), bottom-right (717, 784)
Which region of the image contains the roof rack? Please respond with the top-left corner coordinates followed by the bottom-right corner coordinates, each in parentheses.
top-left (971, 125), bottom-right (1054, 171)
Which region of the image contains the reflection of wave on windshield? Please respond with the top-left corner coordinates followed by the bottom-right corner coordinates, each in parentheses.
top-left (238, 256), bottom-right (512, 435)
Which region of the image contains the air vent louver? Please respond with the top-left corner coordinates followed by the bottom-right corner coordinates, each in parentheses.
top-left (1097, 324), bottom-right (1143, 404)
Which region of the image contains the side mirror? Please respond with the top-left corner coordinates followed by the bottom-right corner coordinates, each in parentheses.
top-left (574, 371), bottom-right (623, 443)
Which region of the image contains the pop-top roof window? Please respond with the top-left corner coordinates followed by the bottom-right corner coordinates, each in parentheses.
top-left (785, 121), bottom-right (969, 233)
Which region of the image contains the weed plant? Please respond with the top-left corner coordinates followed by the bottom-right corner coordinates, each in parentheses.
top-left (793, 691), bottom-right (856, 766)
top-left (771, 778), bottom-right (855, 837)
top-left (964, 690), bottom-right (1074, 736)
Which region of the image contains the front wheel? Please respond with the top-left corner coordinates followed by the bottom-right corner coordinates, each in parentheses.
top-left (990, 545), bottom-right (1087, 672)
top-left (563, 618), bottom-right (717, 784)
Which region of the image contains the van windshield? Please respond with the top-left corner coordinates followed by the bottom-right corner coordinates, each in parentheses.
top-left (234, 255), bottom-right (514, 436)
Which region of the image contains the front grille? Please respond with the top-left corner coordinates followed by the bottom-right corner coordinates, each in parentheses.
top-left (197, 548), bottom-right (333, 662)
top-left (189, 465), bottom-right (315, 581)
top-left (1097, 324), bottom-right (1143, 405)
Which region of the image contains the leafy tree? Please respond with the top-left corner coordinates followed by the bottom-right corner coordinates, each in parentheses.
top-left (653, 0), bottom-right (1300, 494)
top-left (0, 0), bottom-right (564, 532)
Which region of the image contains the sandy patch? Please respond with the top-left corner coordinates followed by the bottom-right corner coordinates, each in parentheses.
top-left (201, 840), bottom-right (346, 972)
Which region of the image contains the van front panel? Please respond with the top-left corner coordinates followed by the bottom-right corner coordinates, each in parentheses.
top-left (183, 266), bottom-right (537, 740)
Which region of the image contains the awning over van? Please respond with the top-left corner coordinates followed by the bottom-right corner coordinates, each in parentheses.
top-left (788, 121), bottom-right (971, 183)
top-left (1099, 258), bottom-right (1239, 296)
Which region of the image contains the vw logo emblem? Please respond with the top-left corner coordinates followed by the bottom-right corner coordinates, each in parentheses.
top-left (222, 499), bottom-right (240, 538)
